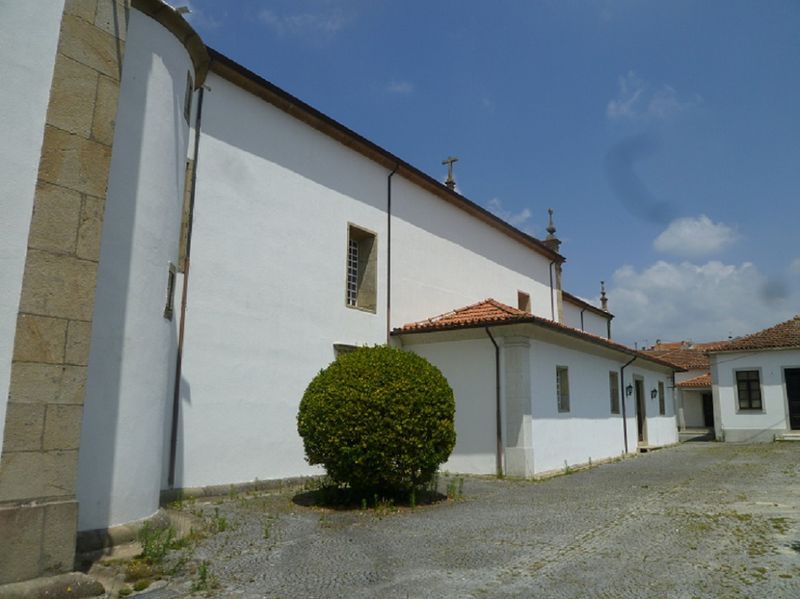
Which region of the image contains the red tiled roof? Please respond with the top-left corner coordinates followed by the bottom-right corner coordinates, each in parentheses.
top-left (641, 348), bottom-right (710, 370)
top-left (677, 373), bottom-right (711, 388)
top-left (394, 299), bottom-right (680, 370)
top-left (708, 315), bottom-right (800, 352)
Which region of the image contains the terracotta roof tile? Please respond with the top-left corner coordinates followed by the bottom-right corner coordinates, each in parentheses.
top-left (677, 373), bottom-right (711, 388)
top-left (394, 299), bottom-right (680, 370)
top-left (641, 348), bottom-right (710, 370)
top-left (708, 315), bottom-right (800, 352)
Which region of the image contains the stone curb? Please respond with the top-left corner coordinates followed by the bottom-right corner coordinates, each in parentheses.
top-left (0, 572), bottom-right (104, 599)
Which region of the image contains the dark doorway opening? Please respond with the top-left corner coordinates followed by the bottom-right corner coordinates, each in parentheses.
top-left (635, 378), bottom-right (646, 443)
top-left (786, 368), bottom-right (800, 430)
top-left (702, 392), bottom-right (715, 428)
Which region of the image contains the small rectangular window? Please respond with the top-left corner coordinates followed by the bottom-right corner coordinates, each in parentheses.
top-left (517, 291), bottom-right (531, 313)
top-left (164, 262), bottom-right (177, 320)
top-left (183, 72), bottom-right (193, 123)
top-left (658, 381), bottom-right (666, 415)
top-left (609, 371), bottom-right (620, 414)
top-left (557, 366), bottom-right (570, 412)
top-left (736, 370), bottom-right (762, 410)
top-left (345, 225), bottom-right (377, 312)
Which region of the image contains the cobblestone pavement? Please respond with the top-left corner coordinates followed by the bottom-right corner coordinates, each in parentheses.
top-left (145, 443), bottom-right (800, 598)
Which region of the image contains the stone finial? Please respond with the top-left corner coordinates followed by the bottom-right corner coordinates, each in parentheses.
top-left (542, 208), bottom-right (561, 252)
top-left (600, 280), bottom-right (608, 312)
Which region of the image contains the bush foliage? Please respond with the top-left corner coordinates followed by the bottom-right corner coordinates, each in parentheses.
top-left (297, 346), bottom-right (456, 497)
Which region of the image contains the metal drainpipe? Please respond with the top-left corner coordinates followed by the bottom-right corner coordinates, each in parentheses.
top-left (386, 164), bottom-right (398, 344)
top-left (548, 261), bottom-right (555, 320)
top-left (580, 307), bottom-right (586, 331)
top-left (607, 318), bottom-right (612, 340)
top-left (620, 355), bottom-right (636, 455)
top-left (485, 328), bottom-right (503, 477)
top-left (168, 86), bottom-right (204, 488)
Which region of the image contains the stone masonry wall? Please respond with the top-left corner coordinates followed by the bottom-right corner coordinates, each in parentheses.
top-left (0, 0), bottom-right (130, 584)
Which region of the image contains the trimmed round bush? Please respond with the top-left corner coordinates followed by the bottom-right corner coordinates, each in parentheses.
top-left (297, 346), bottom-right (456, 496)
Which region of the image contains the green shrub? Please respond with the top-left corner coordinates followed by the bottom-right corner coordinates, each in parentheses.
top-left (297, 346), bottom-right (456, 497)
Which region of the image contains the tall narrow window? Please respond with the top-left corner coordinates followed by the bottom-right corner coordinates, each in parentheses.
top-left (164, 263), bottom-right (177, 320)
top-left (183, 72), bottom-right (193, 123)
top-left (658, 381), bottom-right (666, 415)
top-left (609, 371), bottom-right (620, 414)
top-left (557, 366), bottom-right (570, 412)
top-left (345, 225), bottom-right (377, 312)
top-left (736, 370), bottom-right (762, 410)
top-left (517, 291), bottom-right (531, 313)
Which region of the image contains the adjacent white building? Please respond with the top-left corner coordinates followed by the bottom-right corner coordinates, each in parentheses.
top-left (708, 317), bottom-right (800, 442)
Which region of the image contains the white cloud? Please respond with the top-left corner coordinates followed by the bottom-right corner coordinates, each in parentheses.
top-left (653, 215), bottom-right (738, 257)
top-left (258, 8), bottom-right (348, 36)
top-left (790, 257), bottom-right (800, 274)
top-left (386, 80), bottom-right (414, 95)
top-left (607, 71), bottom-right (701, 121)
top-left (606, 260), bottom-right (797, 346)
top-left (486, 197), bottom-right (533, 231)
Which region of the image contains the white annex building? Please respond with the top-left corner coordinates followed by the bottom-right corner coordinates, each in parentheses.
top-left (0, 0), bottom-right (680, 587)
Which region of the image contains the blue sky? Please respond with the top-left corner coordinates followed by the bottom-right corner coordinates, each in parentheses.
top-left (181, 0), bottom-right (799, 346)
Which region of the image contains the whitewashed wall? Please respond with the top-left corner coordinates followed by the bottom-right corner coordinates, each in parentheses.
top-left (0, 0), bottom-right (65, 453)
top-left (406, 337), bottom-right (497, 474)
top-left (76, 10), bottom-right (194, 531)
top-left (711, 349), bottom-right (800, 442)
top-left (626, 364), bottom-right (678, 448)
top-left (391, 176), bottom-right (555, 326)
top-left (175, 72), bottom-right (562, 489)
top-left (529, 338), bottom-right (628, 474)
top-left (681, 390), bottom-right (707, 428)
top-left (562, 301), bottom-right (610, 338)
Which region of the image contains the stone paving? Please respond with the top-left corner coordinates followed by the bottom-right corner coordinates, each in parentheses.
top-left (144, 443), bottom-right (800, 598)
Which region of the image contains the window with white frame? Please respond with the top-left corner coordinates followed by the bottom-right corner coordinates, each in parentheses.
top-left (736, 370), bottom-right (762, 410)
top-left (557, 366), bottom-right (570, 412)
top-left (609, 371), bottom-right (620, 414)
top-left (658, 381), bottom-right (665, 415)
top-left (345, 225), bottom-right (377, 312)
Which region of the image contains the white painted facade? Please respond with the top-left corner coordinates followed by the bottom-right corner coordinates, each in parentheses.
top-left (0, 2), bottom-right (681, 534)
top-left (172, 72), bottom-right (571, 490)
top-left (402, 326), bottom-right (676, 477)
top-left (710, 349), bottom-right (800, 443)
top-left (562, 299), bottom-right (611, 339)
top-left (674, 368), bottom-right (711, 429)
top-left (76, 9), bottom-right (196, 531)
top-left (0, 0), bottom-right (65, 452)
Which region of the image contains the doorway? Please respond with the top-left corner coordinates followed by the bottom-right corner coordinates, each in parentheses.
top-left (702, 392), bottom-right (715, 428)
top-left (786, 368), bottom-right (800, 430)
top-left (635, 378), bottom-right (647, 444)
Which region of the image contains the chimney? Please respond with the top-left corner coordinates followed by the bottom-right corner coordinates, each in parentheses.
top-left (541, 208), bottom-right (561, 253)
top-left (600, 280), bottom-right (609, 312)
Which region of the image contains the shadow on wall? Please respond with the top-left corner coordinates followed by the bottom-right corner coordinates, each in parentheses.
top-left (199, 80), bottom-right (551, 287)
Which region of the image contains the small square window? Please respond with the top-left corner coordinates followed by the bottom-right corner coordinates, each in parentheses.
top-left (658, 381), bottom-right (666, 415)
top-left (609, 371), bottom-right (620, 414)
top-left (557, 366), bottom-right (570, 412)
top-left (345, 225), bottom-right (377, 312)
top-left (517, 291), bottom-right (531, 313)
top-left (736, 370), bottom-right (762, 410)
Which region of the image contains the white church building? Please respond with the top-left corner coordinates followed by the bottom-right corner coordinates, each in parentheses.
top-left (0, 0), bottom-right (679, 586)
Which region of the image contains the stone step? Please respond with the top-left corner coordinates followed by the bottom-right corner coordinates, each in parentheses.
top-left (776, 432), bottom-right (800, 441)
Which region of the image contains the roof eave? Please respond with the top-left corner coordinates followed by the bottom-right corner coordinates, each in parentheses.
top-left (205, 48), bottom-right (565, 264)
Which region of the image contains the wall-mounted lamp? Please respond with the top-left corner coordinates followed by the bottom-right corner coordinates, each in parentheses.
top-left (625, 384), bottom-right (633, 397)
top-left (650, 388), bottom-right (658, 399)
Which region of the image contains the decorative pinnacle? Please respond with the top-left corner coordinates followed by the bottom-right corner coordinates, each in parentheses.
top-left (600, 280), bottom-right (609, 311)
top-left (546, 208), bottom-right (557, 239)
top-left (442, 156), bottom-right (459, 190)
